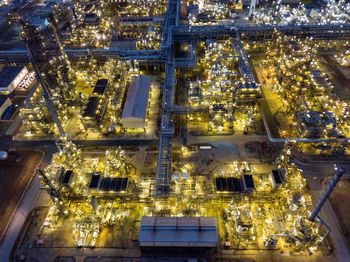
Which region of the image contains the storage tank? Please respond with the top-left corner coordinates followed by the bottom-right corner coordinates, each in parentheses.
top-left (0, 151), bottom-right (8, 160)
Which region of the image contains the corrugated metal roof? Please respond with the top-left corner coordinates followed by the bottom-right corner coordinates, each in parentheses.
top-left (0, 66), bottom-right (24, 88)
top-left (139, 217), bottom-right (218, 247)
top-left (122, 75), bottom-right (150, 120)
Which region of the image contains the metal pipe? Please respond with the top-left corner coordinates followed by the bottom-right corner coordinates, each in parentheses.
top-left (110, 25), bottom-right (116, 40)
top-left (316, 215), bottom-right (331, 243)
top-left (309, 167), bottom-right (345, 221)
top-left (49, 14), bottom-right (66, 57)
top-left (268, 233), bottom-right (300, 243)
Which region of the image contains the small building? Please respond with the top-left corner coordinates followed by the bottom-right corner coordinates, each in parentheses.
top-left (139, 216), bottom-right (218, 253)
top-left (0, 97), bottom-right (12, 117)
top-left (84, 13), bottom-right (100, 26)
top-left (122, 75), bottom-right (151, 129)
top-left (0, 66), bottom-right (28, 93)
top-left (57, 168), bottom-right (74, 188)
top-left (242, 174), bottom-right (255, 192)
top-left (270, 169), bottom-right (286, 188)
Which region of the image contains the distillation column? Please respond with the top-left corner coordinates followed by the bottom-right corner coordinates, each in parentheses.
top-left (309, 167), bottom-right (345, 222)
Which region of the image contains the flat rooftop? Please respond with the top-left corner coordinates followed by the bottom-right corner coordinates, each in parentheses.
top-left (0, 66), bottom-right (24, 88)
top-left (122, 75), bottom-right (151, 120)
top-left (139, 216), bottom-right (218, 247)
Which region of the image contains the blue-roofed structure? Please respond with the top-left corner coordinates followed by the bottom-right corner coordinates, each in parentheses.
top-left (0, 66), bottom-right (28, 93)
top-left (139, 216), bottom-right (218, 249)
top-left (0, 96), bottom-right (12, 117)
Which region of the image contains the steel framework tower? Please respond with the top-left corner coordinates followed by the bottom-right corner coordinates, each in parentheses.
top-left (21, 20), bottom-right (65, 138)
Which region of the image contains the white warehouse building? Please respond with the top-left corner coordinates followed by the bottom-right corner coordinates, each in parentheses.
top-left (122, 75), bottom-right (151, 129)
top-left (0, 66), bottom-right (28, 93)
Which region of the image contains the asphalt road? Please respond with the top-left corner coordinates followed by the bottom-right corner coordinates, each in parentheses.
top-left (0, 147), bottom-right (47, 262)
top-left (0, 135), bottom-right (158, 147)
top-left (0, 175), bottom-right (42, 262)
top-left (0, 150), bottom-right (44, 243)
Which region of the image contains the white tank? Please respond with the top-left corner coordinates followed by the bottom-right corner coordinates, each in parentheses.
top-left (182, 173), bottom-right (189, 180)
top-left (172, 172), bottom-right (181, 183)
top-left (0, 151), bottom-right (8, 160)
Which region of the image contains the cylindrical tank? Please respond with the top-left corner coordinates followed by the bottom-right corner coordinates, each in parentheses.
top-left (0, 151), bottom-right (8, 160)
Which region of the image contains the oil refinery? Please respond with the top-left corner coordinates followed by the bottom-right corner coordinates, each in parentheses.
top-left (0, 0), bottom-right (349, 261)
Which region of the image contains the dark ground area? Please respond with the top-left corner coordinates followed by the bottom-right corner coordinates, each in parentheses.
top-left (326, 177), bottom-right (350, 246)
top-left (0, 150), bottom-right (43, 243)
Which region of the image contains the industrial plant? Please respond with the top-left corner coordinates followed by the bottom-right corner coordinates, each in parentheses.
top-left (0, 0), bottom-right (349, 261)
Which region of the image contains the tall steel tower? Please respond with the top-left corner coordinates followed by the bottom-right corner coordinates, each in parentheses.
top-left (21, 20), bottom-right (66, 138)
